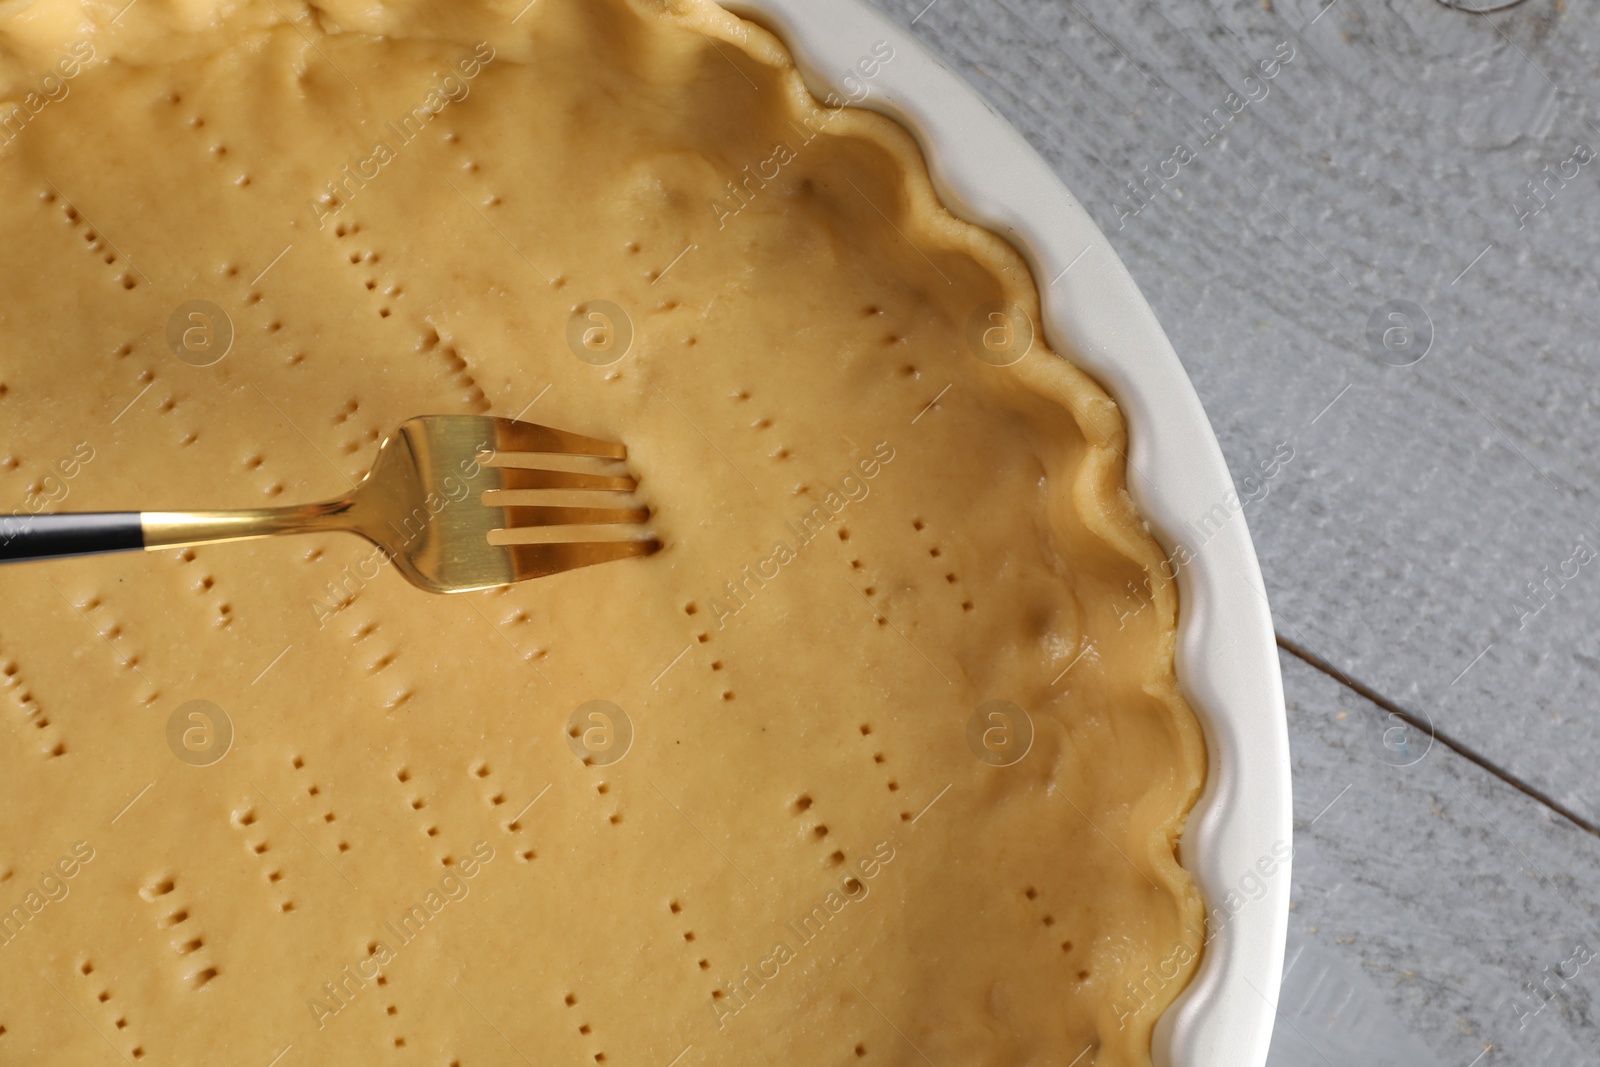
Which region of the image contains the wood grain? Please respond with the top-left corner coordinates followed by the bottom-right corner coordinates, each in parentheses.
top-left (1278, 651), bottom-right (1600, 1065)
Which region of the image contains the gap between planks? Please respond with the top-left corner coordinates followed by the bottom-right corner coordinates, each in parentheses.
top-left (1276, 633), bottom-right (1600, 840)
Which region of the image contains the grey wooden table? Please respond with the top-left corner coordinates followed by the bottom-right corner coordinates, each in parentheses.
top-left (862, 0), bottom-right (1600, 1062)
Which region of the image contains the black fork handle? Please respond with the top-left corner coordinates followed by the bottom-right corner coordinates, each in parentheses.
top-left (0, 513), bottom-right (146, 562)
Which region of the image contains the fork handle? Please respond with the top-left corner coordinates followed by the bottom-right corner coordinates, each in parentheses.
top-left (0, 503), bottom-right (355, 563)
top-left (0, 512), bottom-right (146, 562)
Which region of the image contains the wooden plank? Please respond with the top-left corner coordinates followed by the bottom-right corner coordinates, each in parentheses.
top-left (864, 0), bottom-right (1600, 824)
top-left (1275, 651), bottom-right (1600, 1065)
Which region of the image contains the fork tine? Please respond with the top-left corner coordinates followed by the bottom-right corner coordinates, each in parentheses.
top-left (490, 468), bottom-right (638, 492)
top-left (504, 539), bottom-right (660, 580)
top-left (487, 417), bottom-right (627, 459)
top-left (499, 505), bottom-right (650, 527)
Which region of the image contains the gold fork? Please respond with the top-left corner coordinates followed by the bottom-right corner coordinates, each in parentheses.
top-left (0, 416), bottom-right (659, 592)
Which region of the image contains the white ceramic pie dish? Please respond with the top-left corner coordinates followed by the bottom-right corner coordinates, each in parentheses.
top-left (724, 2), bottom-right (1293, 1064)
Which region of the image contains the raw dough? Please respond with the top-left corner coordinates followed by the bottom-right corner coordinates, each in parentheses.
top-left (0, 1), bottom-right (1205, 1063)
